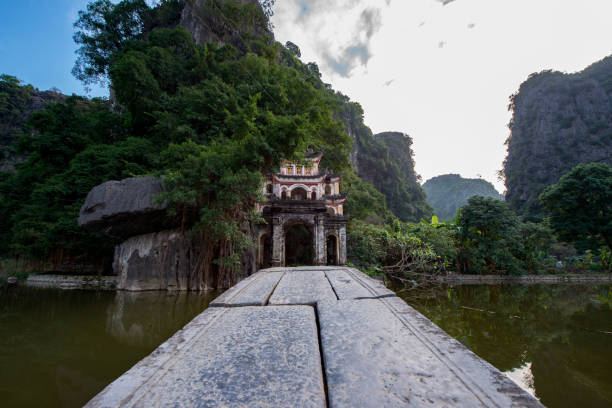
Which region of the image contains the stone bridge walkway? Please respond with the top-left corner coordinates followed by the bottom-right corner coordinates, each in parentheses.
top-left (86, 267), bottom-right (543, 407)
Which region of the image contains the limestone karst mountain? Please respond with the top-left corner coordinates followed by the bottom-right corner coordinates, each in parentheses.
top-left (423, 174), bottom-right (503, 221)
top-left (504, 56), bottom-right (612, 221)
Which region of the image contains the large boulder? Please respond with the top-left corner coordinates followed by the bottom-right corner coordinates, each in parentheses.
top-left (79, 177), bottom-right (177, 239)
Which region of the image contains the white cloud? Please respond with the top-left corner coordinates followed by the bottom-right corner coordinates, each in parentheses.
top-left (272, 0), bottom-right (612, 192)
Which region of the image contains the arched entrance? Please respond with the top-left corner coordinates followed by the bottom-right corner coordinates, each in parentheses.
top-left (291, 187), bottom-right (308, 200)
top-left (326, 234), bottom-right (339, 265)
top-left (259, 233), bottom-right (272, 269)
top-left (285, 223), bottom-right (314, 266)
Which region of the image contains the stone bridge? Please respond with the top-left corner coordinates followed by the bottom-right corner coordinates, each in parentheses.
top-left (86, 267), bottom-right (543, 407)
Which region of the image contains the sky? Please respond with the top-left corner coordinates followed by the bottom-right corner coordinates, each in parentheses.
top-left (271, 0), bottom-right (612, 191)
top-left (1, 1), bottom-right (612, 191)
top-left (0, 0), bottom-right (107, 97)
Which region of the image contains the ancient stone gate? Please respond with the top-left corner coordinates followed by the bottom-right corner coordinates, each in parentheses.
top-left (256, 153), bottom-right (347, 268)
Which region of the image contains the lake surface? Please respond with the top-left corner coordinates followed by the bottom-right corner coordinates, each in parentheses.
top-left (2, 282), bottom-right (611, 408)
top-left (0, 286), bottom-right (218, 408)
top-left (401, 283), bottom-right (612, 408)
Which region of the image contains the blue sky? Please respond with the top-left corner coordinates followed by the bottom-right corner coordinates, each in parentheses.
top-left (0, 0), bottom-right (107, 97)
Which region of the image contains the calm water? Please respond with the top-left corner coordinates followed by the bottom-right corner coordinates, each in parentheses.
top-left (401, 284), bottom-right (612, 408)
top-left (0, 286), bottom-right (218, 408)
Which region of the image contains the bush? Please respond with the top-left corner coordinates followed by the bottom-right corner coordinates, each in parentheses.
top-left (406, 219), bottom-right (457, 269)
top-left (347, 220), bottom-right (444, 280)
top-left (456, 196), bottom-right (525, 275)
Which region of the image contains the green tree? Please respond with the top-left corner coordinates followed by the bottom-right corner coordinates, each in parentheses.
top-left (72, 0), bottom-right (183, 86)
top-left (73, 0), bottom-right (150, 86)
top-left (540, 163), bottom-right (612, 253)
top-left (456, 196), bottom-right (525, 275)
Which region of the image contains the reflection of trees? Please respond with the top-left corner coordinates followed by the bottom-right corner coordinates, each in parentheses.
top-left (0, 287), bottom-right (218, 408)
top-left (106, 291), bottom-right (216, 347)
top-left (404, 284), bottom-right (612, 407)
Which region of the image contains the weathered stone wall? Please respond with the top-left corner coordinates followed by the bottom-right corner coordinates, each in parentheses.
top-left (113, 229), bottom-right (204, 291)
top-left (113, 226), bottom-right (256, 291)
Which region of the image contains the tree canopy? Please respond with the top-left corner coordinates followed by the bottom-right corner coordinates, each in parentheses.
top-left (456, 196), bottom-right (525, 275)
top-left (540, 163), bottom-right (612, 253)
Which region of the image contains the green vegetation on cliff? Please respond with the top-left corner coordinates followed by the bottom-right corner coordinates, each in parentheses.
top-left (1, 0), bottom-right (431, 277)
top-left (356, 131), bottom-right (432, 222)
top-left (504, 56), bottom-right (612, 221)
top-left (0, 75), bottom-right (65, 168)
top-left (423, 174), bottom-right (503, 221)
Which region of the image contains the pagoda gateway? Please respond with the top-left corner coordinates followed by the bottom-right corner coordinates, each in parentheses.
top-left (256, 152), bottom-right (348, 268)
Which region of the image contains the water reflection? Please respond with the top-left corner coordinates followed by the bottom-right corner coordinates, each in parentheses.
top-left (0, 286), bottom-right (217, 408)
top-left (402, 284), bottom-right (612, 408)
top-left (106, 291), bottom-right (215, 347)
top-left (505, 362), bottom-right (535, 396)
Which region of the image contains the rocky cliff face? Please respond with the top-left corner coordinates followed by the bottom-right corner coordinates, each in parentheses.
top-left (504, 56), bottom-right (612, 220)
top-left (180, 0), bottom-right (272, 49)
top-left (423, 174), bottom-right (503, 221)
top-left (350, 126), bottom-right (432, 222)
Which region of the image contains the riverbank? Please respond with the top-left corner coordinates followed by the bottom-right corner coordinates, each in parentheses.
top-left (440, 273), bottom-right (612, 284)
top-left (25, 274), bottom-right (117, 290)
top-left (7, 271), bottom-right (611, 291)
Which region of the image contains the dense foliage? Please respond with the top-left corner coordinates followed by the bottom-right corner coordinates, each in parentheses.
top-left (423, 174), bottom-right (503, 221)
top-left (347, 220), bottom-right (443, 279)
top-left (455, 197), bottom-right (524, 275)
top-left (0, 93), bottom-right (153, 269)
top-left (540, 163), bottom-right (612, 254)
top-left (0, 75), bottom-right (64, 166)
top-left (455, 196), bottom-right (556, 275)
top-left (504, 56), bottom-right (612, 221)
top-left (73, 0), bottom-right (183, 86)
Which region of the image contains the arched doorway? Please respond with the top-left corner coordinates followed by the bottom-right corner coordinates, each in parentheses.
top-left (285, 223), bottom-right (313, 266)
top-left (259, 233), bottom-right (272, 269)
top-left (326, 234), bottom-right (338, 265)
top-left (291, 187), bottom-right (308, 200)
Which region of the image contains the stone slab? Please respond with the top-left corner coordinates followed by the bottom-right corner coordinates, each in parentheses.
top-left (86, 306), bottom-right (326, 408)
top-left (210, 271), bottom-right (283, 306)
top-left (324, 269), bottom-right (372, 299)
top-left (85, 307), bottom-right (226, 408)
top-left (380, 296), bottom-right (544, 407)
top-left (209, 271), bottom-right (265, 305)
top-left (317, 298), bottom-right (544, 408)
top-left (268, 270), bottom-right (337, 305)
top-left (343, 267), bottom-right (397, 297)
